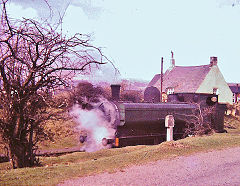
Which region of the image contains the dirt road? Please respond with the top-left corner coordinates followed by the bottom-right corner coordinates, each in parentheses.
top-left (59, 147), bottom-right (240, 186)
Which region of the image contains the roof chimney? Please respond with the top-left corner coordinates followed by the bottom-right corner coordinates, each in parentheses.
top-left (210, 56), bottom-right (218, 66)
top-left (169, 51), bottom-right (175, 70)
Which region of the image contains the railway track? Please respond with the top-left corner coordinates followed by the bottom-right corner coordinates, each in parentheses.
top-left (0, 146), bottom-right (84, 163)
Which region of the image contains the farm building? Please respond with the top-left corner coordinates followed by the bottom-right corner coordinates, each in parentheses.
top-left (148, 55), bottom-right (233, 104)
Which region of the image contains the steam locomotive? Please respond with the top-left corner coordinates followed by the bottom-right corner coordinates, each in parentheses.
top-left (81, 85), bottom-right (226, 148)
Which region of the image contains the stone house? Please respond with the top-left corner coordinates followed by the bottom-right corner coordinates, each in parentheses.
top-left (148, 56), bottom-right (233, 104)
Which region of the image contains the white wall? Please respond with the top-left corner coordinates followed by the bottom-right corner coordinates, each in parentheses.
top-left (196, 65), bottom-right (233, 104)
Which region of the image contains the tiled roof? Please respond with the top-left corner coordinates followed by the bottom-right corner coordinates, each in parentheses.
top-left (148, 65), bottom-right (212, 93)
top-left (148, 74), bottom-right (161, 87)
top-left (228, 83), bottom-right (240, 93)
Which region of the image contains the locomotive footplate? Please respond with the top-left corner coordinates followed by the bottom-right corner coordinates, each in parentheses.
top-left (102, 133), bottom-right (171, 147)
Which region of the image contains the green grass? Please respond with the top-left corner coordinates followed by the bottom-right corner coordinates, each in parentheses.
top-left (1, 116), bottom-right (240, 186)
top-left (38, 136), bottom-right (81, 150)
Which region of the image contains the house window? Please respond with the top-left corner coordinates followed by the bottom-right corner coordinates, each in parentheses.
top-left (233, 93), bottom-right (236, 103)
top-left (213, 88), bottom-right (219, 95)
top-left (237, 95), bottom-right (240, 103)
top-left (166, 88), bottom-right (174, 95)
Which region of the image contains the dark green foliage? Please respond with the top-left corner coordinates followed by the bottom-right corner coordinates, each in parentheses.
top-left (70, 81), bottom-right (105, 109)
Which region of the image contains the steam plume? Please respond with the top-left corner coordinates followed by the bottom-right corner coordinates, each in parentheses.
top-left (71, 99), bottom-right (117, 152)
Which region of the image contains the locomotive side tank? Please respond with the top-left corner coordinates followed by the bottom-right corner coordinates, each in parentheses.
top-left (103, 101), bottom-right (199, 147)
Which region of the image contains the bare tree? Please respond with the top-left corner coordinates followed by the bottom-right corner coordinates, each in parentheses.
top-left (175, 102), bottom-right (216, 137)
top-left (0, 0), bottom-right (108, 168)
top-left (184, 104), bottom-right (215, 136)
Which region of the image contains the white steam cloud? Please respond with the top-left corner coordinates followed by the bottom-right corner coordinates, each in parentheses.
top-left (71, 99), bottom-right (118, 152)
top-left (10, 0), bottom-right (104, 20)
top-left (75, 63), bottom-right (122, 85)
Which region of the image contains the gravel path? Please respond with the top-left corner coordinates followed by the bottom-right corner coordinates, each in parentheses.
top-left (59, 147), bottom-right (240, 186)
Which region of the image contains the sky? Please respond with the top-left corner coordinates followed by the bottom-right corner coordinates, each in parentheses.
top-left (4, 0), bottom-right (240, 83)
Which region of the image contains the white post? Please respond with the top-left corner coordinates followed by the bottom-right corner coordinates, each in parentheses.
top-left (165, 115), bottom-right (175, 141)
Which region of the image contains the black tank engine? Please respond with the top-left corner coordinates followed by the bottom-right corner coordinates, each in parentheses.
top-left (81, 85), bottom-right (226, 148)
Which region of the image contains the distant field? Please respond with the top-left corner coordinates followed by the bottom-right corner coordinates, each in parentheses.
top-left (0, 116), bottom-right (240, 185)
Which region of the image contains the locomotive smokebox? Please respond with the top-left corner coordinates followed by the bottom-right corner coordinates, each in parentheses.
top-left (111, 84), bottom-right (121, 101)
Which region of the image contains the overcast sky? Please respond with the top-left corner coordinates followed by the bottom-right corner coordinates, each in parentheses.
top-left (5, 0), bottom-right (240, 83)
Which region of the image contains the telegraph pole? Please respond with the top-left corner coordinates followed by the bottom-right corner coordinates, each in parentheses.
top-left (161, 57), bottom-right (163, 102)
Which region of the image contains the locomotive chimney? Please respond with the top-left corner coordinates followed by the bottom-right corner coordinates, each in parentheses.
top-left (111, 84), bottom-right (121, 101)
top-left (210, 56), bottom-right (218, 66)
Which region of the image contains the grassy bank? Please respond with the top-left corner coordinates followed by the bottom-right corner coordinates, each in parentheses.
top-left (1, 116), bottom-right (240, 185)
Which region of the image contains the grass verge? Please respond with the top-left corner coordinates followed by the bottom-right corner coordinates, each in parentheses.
top-left (1, 116), bottom-right (240, 186)
top-left (1, 132), bottom-right (240, 185)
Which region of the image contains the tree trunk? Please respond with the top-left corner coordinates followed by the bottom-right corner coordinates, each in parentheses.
top-left (9, 139), bottom-right (33, 169)
top-left (29, 124), bottom-right (34, 166)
